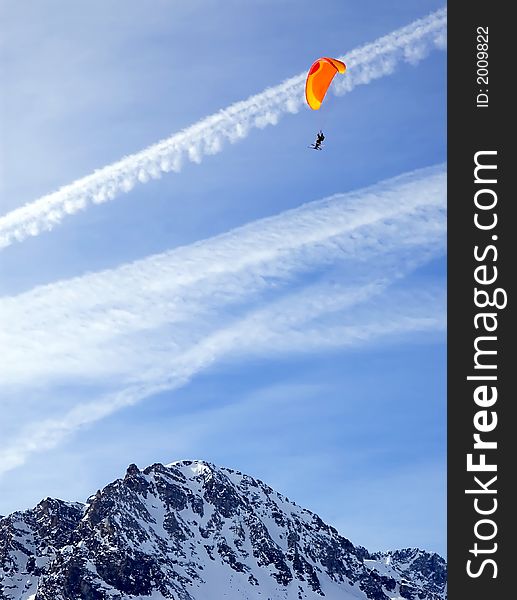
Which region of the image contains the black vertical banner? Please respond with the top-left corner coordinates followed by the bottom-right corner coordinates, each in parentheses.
top-left (448, 2), bottom-right (514, 599)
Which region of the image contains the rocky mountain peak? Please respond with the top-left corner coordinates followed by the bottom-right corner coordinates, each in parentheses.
top-left (0, 460), bottom-right (446, 600)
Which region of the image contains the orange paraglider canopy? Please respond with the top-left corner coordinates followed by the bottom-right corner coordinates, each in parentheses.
top-left (305, 57), bottom-right (346, 110)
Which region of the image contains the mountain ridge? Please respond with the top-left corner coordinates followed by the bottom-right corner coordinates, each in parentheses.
top-left (0, 459), bottom-right (446, 600)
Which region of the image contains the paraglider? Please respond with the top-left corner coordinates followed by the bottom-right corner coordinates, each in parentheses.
top-left (305, 57), bottom-right (346, 110)
top-left (305, 57), bottom-right (346, 149)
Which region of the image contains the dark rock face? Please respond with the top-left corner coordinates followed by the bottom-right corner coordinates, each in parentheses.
top-left (0, 460), bottom-right (447, 600)
top-left (0, 497), bottom-right (84, 599)
top-left (367, 548), bottom-right (447, 600)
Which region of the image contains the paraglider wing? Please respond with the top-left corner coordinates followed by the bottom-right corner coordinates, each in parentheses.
top-left (305, 57), bottom-right (346, 110)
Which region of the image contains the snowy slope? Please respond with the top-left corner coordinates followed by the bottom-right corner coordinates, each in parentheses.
top-left (0, 460), bottom-right (446, 600)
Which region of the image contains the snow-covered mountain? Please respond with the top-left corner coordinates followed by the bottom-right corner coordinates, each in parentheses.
top-left (0, 460), bottom-right (446, 600)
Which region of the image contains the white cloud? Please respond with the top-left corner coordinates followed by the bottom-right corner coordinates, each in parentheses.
top-left (0, 165), bottom-right (445, 388)
top-left (0, 165), bottom-right (445, 476)
top-left (0, 281), bottom-right (444, 477)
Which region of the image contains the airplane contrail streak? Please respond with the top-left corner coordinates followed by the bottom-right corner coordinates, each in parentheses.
top-left (0, 165), bottom-right (445, 474)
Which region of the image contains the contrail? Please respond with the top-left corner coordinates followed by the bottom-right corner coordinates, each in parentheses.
top-left (0, 8), bottom-right (446, 249)
top-left (0, 165), bottom-right (446, 387)
top-left (0, 165), bottom-right (445, 473)
top-left (0, 283), bottom-right (445, 476)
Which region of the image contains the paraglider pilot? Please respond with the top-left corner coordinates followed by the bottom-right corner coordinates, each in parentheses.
top-left (309, 130), bottom-right (325, 150)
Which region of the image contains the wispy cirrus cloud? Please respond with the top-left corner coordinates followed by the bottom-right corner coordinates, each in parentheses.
top-left (0, 165), bottom-right (445, 475)
top-left (0, 165), bottom-right (445, 388)
top-left (0, 8), bottom-right (446, 249)
top-left (0, 281), bottom-right (444, 477)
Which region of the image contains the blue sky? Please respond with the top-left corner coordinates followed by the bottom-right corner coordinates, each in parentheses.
top-left (0, 1), bottom-right (446, 557)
